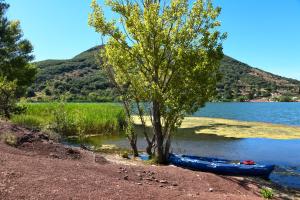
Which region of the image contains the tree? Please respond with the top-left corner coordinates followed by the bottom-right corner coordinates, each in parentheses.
top-left (0, 76), bottom-right (17, 118)
top-left (89, 0), bottom-right (225, 163)
top-left (0, 0), bottom-right (36, 97)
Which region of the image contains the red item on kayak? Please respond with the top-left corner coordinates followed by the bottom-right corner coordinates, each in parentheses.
top-left (242, 160), bottom-right (256, 165)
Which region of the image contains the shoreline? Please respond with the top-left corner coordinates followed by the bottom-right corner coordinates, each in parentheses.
top-left (0, 120), bottom-right (299, 199)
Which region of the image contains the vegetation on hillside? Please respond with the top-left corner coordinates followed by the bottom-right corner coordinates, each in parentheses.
top-left (30, 46), bottom-right (300, 103)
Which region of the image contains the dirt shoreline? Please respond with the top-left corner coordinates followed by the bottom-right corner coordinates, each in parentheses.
top-left (0, 120), bottom-right (299, 200)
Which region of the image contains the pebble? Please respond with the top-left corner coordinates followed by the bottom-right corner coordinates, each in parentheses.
top-left (159, 185), bottom-right (164, 187)
top-left (123, 175), bottom-right (128, 180)
top-left (209, 188), bottom-right (213, 192)
top-left (137, 183), bottom-right (142, 185)
top-left (172, 183), bottom-right (178, 186)
top-left (159, 180), bottom-right (168, 184)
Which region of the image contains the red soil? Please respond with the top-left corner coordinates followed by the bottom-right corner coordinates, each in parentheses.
top-left (0, 120), bottom-right (295, 200)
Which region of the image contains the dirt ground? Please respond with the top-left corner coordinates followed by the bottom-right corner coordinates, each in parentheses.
top-left (0, 120), bottom-right (299, 200)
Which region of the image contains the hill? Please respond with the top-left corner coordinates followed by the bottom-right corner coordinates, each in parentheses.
top-left (27, 46), bottom-right (300, 102)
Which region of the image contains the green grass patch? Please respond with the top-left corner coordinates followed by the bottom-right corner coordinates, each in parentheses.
top-left (11, 103), bottom-right (126, 136)
top-left (260, 187), bottom-right (274, 199)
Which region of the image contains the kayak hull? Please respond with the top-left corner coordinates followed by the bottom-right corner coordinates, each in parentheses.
top-left (168, 154), bottom-right (275, 179)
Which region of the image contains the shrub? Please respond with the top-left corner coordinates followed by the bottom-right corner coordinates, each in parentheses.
top-left (0, 132), bottom-right (17, 146)
top-left (260, 187), bottom-right (274, 199)
top-left (0, 77), bottom-right (18, 119)
top-left (277, 96), bottom-right (292, 102)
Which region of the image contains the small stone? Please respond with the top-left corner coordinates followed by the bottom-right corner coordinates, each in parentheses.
top-left (159, 180), bottom-right (168, 184)
top-left (137, 173), bottom-right (142, 177)
top-left (172, 183), bottom-right (178, 186)
top-left (123, 175), bottom-right (128, 180)
top-left (209, 188), bottom-right (213, 192)
top-left (124, 170), bottom-right (128, 173)
top-left (137, 183), bottom-right (142, 185)
top-left (159, 185), bottom-right (164, 187)
top-left (117, 171), bottom-right (122, 173)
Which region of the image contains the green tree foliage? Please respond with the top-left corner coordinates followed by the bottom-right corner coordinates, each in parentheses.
top-left (89, 0), bottom-right (226, 163)
top-left (0, 76), bottom-right (17, 118)
top-left (0, 0), bottom-right (37, 96)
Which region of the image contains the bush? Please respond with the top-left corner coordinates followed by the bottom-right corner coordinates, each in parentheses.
top-left (0, 76), bottom-right (18, 119)
top-left (260, 187), bottom-right (274, 199)
top-left (0, 132), bottom-right (17, 146)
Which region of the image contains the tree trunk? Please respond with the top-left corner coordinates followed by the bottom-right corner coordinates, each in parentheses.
top-left (129, 138), bottom-right (139, 157)
top-left (4, 107), bottom-right (10, 119)
top-left (152, 101), bottom-right (167, 164)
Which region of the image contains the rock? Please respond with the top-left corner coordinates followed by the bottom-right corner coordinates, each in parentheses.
top-left (172, 183), bottom-right (178, 186)
top-left (137, 183), bottom-right (142, 185)
top-left (123, 175), bottom-right (128, 180)
top-left (159, 185), bottom-right (164, 187)
top-left (66, 148), bottom-right (81, 159)
top-left (38, 134), bottom-right (49, 141)
top-left (159, 180), bottom-right (168, 184)
top-left (209, 188), bottom-right (213, 192)
top-left (49, 153), bottom-right (60, 159)
top-left (17, 134), bottom-right (35, 145)
top-left (95, 155), bottom-right (108, 164)
top-left (137, 173), bottom-right (142, 177)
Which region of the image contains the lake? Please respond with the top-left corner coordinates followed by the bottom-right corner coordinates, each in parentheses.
top-left (69, 102), bottom-right (300, 189)
top-left (194, 102), bottom-right (300, 126)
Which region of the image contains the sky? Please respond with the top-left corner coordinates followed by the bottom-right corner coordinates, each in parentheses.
top-left (5, 0), bottom-right (300, 80)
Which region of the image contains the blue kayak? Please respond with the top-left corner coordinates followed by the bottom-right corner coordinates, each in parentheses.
top-left (168, 154), bottom-right (275, 178)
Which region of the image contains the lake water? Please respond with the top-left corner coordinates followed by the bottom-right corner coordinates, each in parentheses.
top-left (194, 102), bottom-right (300, 126)
top-left (70, 102), bottom-right (300, 189)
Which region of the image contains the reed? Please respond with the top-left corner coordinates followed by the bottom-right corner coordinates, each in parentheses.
top-left (11, 103), bottom-right (126, 136)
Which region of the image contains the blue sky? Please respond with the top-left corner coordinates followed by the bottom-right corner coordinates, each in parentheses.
top-left (6, 0), bottom-right (300, 80)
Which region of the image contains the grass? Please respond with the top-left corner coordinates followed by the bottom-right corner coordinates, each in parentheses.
top-left (260, 187), bottom-right (274, 199)
top-left (133, 116), bottom-right (300, 139)
top-left (11, 103), bottom-right (126, 136)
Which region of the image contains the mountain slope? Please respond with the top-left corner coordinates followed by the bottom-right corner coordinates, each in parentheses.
top-left (28, 46), bottom-right (300, 102)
